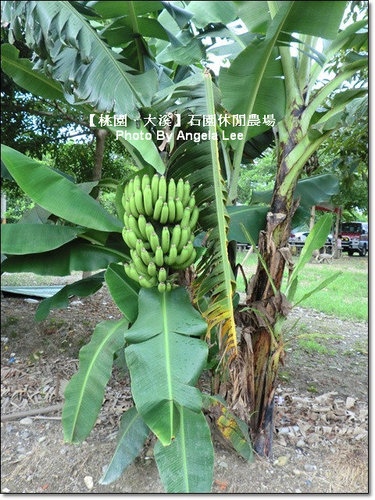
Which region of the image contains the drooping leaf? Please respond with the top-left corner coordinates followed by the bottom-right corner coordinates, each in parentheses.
top-left (124, 288), bottom-right (208, 446)
top-left (227, 205), bottom-right (268, 244)
top-left (105, 263), bottom-right (139, 323)
top-left (251, 173), bottom-right (340, 209)
top-left (1, 240), bottom-right (125, 276)
top-left (2, 1), bottom-right (155, 119)
top-left (35, 272), bottom-right (105, 321)
top-left (192, 72), bottom-right (238, 364)
top-left (154, 406), bottom-right (214, 493)
top-left (1, 145), bottom-right (123, 232)
top-left (63, 318), bottom-right (128, 443)
top-left (100, 406), bottom-right (150, 485)
top-left (1, 224), bottom-right (80, 255)
top-left (286, 213), bottom-right (333, 301)
top-left (202, 394), bottom-right (253, 462)
top-left (1, 43), bottom-right (64, 100)
top-left (293, 271), bottom-right (342, 307)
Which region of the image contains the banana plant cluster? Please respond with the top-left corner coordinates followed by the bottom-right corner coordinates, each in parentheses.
top-left (121, 173), bottom-right (199, 292)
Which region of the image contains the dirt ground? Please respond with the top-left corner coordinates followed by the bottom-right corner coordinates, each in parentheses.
top-left (1, 268), bottom-right (368, 494)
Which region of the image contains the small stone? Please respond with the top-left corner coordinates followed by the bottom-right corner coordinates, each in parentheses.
top-left (296, 439), bottom-right (305, 448)
top-left (293, 469), bottom-right (302, 476)
top-left (274, 455), bottom-right (290, 466)
top-left (38, 436), bottom-right (46, 443)
top-left (346, 397), bottom-right (356, 409)
top-left (84, 476), bottom-right (94, 490)
top-left (218, 461), bottom-right (228, 469)
top-left (304, 464), bottom-right (317, 472)
top-left (20, 418), bottom-right (33, 426)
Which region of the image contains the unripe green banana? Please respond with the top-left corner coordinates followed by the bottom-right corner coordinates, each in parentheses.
top-left (143, 185), bottom-right (154, 217)
top-left (129, 194), bottom-right (139, 218)
top-left (174, 244), bottom-right (196, 269)
top-left (147, 261), bottom-right (157, 277)
top-left (167, 198), bottom-right (176, 223)
top-left (124, 262), bottom-right (140, 283)
top-left (158, 267), bottom-right (167, 283)
top-left (158, 282), bottom-right (166, 293)
top-left (149, 232), bottom-right (160, 253)
top-left (158, 175), bottom-right (167, 202)
top-left (139, 275), bottom-right (157, 288)
top-left (153, 197), bottom-right (164, 220)
top-left (125, 178), bottom-right (134, 201)
top-left (151, 174), bottom-right (160, 205)
top-left (188, 194), bottom-right (196, 210)
top-left (134, 188), bottom-right (145, 215)
top-left (180, 206), bottom-right (191, 228)
top-left (161, 226), bottom-right (171, 254)
top-left (128, 214), bottom-right (143, 240)
top-left (142, 174), bottom-right (150, 192)
top-left (145, 222), bottom-right (154, 242)
top-left (137, 214), bottom-right (148, 240)
top-left (189, 205), bottom-right (199, 230)
top-left (170, 224), bottom-right (181, 248)
top-left (168, 178), bottom-right (176, 200)
top-left (176, 178), bottom-right (184, 200)
top-left (140, 246), bottom-right (152, 266)
top-left (179, 247), bottom-right (197, 269)
top-left (177, 226), bottom-right (191, 252)
top-left (175, 242), bottom-right (194, 266)
top-left (135, 238), bottom-right (144, 258)
top-left (182, 180), bottom-right (191, 207)
top-left (131, 249), bottom-right (149, 275)
top-left (160, 202), bottom-right (169, 224)
top-left (133, 175), bottom-right (141, 192)
top-left (154, 246), bottom-right (164, 267)
top-left (123, 198), bottom-right (131, 218)
top-left (122, 228), bottom-right (138, 249)
top-left (164, 243), bottom-right (177, 266)
top-left (174, 198), bottom-right (184, 221)
top-left (123, 212), bottom-right (130, 230)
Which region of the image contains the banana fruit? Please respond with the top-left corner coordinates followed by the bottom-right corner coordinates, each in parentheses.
top-left (122, 173), bottom-right (199, 291)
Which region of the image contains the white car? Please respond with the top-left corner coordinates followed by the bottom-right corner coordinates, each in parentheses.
top-left (289, 231), bottom-right (309, 244)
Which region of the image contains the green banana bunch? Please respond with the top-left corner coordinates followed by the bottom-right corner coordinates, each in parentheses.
top-left (122, 173), bottom-right (199, 291)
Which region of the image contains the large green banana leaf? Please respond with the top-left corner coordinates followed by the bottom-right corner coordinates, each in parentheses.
top-left (1, 44), bottom-right (64, 100)
top-left (1, 145), bottom-right (122, 232)
top-left (1, 224), bottom-right (81, 255)
top-left (154, 406), bottom-right (214, 493)
top-left (124, 288), bottom-right (208, 446)
top-left (35, 272), bottom-right (104, 321)
top-left (105, 263), bottom-right (140, 323)
top-left (63, 318), bottom-right (128, 443)
top-left (1, 240), bottom-right (125, 276)
top-left (251, 173), bottom-right (339, 208)
top-left (1, 1), bottom-right (155, 120)
top-left (100, 406), bottom-right (150, 486)
top-left (1, 43), bottom-right (166, 173)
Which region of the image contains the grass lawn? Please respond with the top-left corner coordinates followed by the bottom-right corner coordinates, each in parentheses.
top-left (237, 251), bottom-right (368, 322)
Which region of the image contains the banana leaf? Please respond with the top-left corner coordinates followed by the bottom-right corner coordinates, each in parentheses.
top-left (63, 318), bottom-right (128, 443)
top-left (100, 406), bottom-right (150, 485)
top-left (1, 145), bottom-right (123, 232)
top-left (154, 406), bottom-right (214, 493)
top-left (35, 272), bottom-right (105, 321)
top-left (124, 288), bottom-right (207, 446)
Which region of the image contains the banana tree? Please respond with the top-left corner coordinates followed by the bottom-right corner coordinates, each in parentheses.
top-left (1, 0), bottom-right (367, 485)
top-left (214, 1), bottom-right (367, 455)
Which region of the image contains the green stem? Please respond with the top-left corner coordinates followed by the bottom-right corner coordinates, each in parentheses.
top-left (128, 1), bottom-right (144, 73)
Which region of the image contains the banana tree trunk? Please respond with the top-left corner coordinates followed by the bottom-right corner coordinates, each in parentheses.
top-left (229, 105), bottom-right (306, 457)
